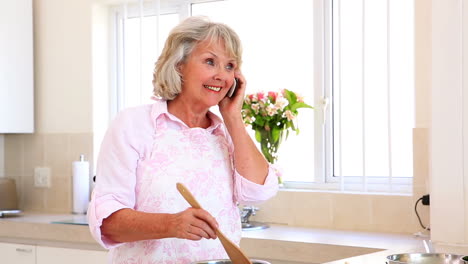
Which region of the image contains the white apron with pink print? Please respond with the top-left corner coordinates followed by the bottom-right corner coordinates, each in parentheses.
top-left (110, 115), bottom-right (241, 264)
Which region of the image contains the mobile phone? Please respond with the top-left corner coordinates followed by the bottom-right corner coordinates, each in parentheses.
top-left (227, 78), bottom-right (239, 97)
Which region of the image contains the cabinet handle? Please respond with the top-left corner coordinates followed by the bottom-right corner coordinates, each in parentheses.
top-left (16, 248), bottom-right (33, 253)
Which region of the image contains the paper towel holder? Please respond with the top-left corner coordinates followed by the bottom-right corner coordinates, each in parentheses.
top-left (72, 154), bottom-right (90, 214)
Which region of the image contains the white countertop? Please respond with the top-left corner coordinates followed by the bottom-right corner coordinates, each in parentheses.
top-left (1, 212), bottom-right (467, 264)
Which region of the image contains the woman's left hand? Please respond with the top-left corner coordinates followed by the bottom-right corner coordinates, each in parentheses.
top-left (218, 71), bottom-right (246, 120)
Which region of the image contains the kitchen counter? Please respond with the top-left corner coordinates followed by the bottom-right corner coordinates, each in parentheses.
top-left (0, 212), bottom-right (101, 250)
top-left (0, 212), bottom-right (466, 263)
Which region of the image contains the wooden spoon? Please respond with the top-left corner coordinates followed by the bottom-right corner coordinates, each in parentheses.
top-left (176, 182), bottom-right (252, 264)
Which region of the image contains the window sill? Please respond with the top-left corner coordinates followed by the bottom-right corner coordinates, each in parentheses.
top-left (278, 186), bottom-right (413, 196)
top-left (281, 179), bottom-right (413, 195)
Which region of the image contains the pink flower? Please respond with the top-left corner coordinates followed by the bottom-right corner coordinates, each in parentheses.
top-left (268, 91), bottom-right (277, 101)
top-left (257, 91), bottom-right (265, 101)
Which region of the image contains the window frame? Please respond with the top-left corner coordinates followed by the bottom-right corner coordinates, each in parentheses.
top-left (282, 0), bottom-right (331, 189)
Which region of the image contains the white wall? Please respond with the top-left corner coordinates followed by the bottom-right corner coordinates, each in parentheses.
top-left (414, 0), bottom-right (431, 129)
top-left (91, 3), bottom-right (110, 172)
top-left (431, 0), bottom-right (468, 245)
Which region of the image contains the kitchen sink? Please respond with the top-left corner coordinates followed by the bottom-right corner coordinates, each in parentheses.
top-left (240, 206), bottom-right (269, 231)
top-left (51, 215), bottom-right (88, 225)
top-left (242, 221), bottom-right (269, 231)
top-left (0, 210), bottom-right (21, 218)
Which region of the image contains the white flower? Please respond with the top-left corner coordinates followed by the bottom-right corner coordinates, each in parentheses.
top-left (243, 115), bottom-right (254, 124)
top-left (275, 96), bottom-right (289, 110)
top-left (251, 94), bottom-right (258, 102)
top-left (296, 93), bottom-right (305, 103)
top-left (251, 103), bottom-right (260, 114)
top-left (266, 105), bottom-right (278, 116)
top-left (284, 110), bottom-right (296, 121)
top-left (258, 100), bottom-right (265, 108)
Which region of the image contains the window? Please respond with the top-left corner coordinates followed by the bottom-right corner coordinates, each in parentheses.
top-left (330, 0), bottom-right (414, 193)
top-left (102, 0), bottom-right (415, 193)
top-left (109, 2), bottom-right (181, 113)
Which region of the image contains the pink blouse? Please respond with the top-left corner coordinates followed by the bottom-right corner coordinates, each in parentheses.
top-left (87, 99), bottom-right (279, 264)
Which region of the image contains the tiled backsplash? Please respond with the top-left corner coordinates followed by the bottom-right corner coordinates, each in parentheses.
top-left (3, 129), bottom-right (429, 234)
top-left (0, 135), bottom-right (4, 177)
top-left (4, 133), bottom-right (93, 213)
top-left (246, 190), bottom-right (427, 233)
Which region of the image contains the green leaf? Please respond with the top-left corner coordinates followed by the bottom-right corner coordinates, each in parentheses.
top-left (284, 89), bottom-right (298, 105)
top-left (272, 126), bottom-right (280, 143)
top-left (283, 90), bottom-right (293, 104)
top-left (290, 102), bottom-right (314, 112)
top-left (255, 129), bottom-right (262, 143)
top-left (290, 121), bottom-right (296, 131)
top-left (254, 116), bottom-right (265, 126)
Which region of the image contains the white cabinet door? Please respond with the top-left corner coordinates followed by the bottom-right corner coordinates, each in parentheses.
top-left (36, 246), bottom-right (108, 264)
top-left (0, 242), bottom-right (36, 264)
top-left (0, 0), bottom-right (34, 133)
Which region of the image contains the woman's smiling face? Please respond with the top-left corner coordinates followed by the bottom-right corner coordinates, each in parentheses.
top-left (178, 38), bottom-right (238, 108)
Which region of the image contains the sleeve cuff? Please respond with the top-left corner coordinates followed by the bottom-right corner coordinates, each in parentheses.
top-left (234, 164), bottom-right (280, 205)
top-left (87, 192), bottom-right (130, 249)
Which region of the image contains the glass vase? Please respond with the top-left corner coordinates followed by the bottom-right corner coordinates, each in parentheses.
top-left (257, 127), bottom-right (284, 184)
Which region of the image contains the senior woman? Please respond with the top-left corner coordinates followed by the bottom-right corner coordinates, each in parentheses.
top-left (87, 16), bottom-right (279, 263)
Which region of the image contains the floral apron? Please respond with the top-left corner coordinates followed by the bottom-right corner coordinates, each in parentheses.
top-left (110, 115), bottom-right (242, 264)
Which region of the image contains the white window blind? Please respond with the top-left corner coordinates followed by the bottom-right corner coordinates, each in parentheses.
top-left (330, 0), bottom-right (415, 193)
top-left (110, 0), bottom-right (183, 118)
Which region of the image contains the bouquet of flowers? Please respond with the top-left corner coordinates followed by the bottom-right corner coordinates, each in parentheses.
top-left (242, 89), bottom-right (313, 166)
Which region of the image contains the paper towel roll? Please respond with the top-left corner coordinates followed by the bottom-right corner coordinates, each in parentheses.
top-left (72, 155), bottom-right (90, 214)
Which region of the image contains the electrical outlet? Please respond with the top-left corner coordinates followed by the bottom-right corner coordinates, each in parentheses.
top-left (34, 167), bottom-right (51, 188)
top-left (422, 194), bottom-right (430, 205)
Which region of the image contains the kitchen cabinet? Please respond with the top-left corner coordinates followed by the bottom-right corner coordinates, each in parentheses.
top-left (0, 0), bottom-right (34, 133)
top-left (0, 242), bottom-right (107, 264)
top-left (0, 242), bottom-right (35, 264)
top-left (36, 246), bottom-right (108, 264)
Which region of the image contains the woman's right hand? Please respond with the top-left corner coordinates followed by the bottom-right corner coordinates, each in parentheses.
top-left (168, 208), bottom-right (219, 241)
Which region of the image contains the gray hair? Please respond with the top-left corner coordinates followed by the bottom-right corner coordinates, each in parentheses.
top-left (152, 16), bottom-right (243, 100)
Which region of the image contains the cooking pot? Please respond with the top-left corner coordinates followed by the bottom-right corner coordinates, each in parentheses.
top-left (191, 259), bottom-right (270, 264)
top-left (0, 178), bottom-right (18, 210)
top-left (386, 253), bottom-right (464, 264)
